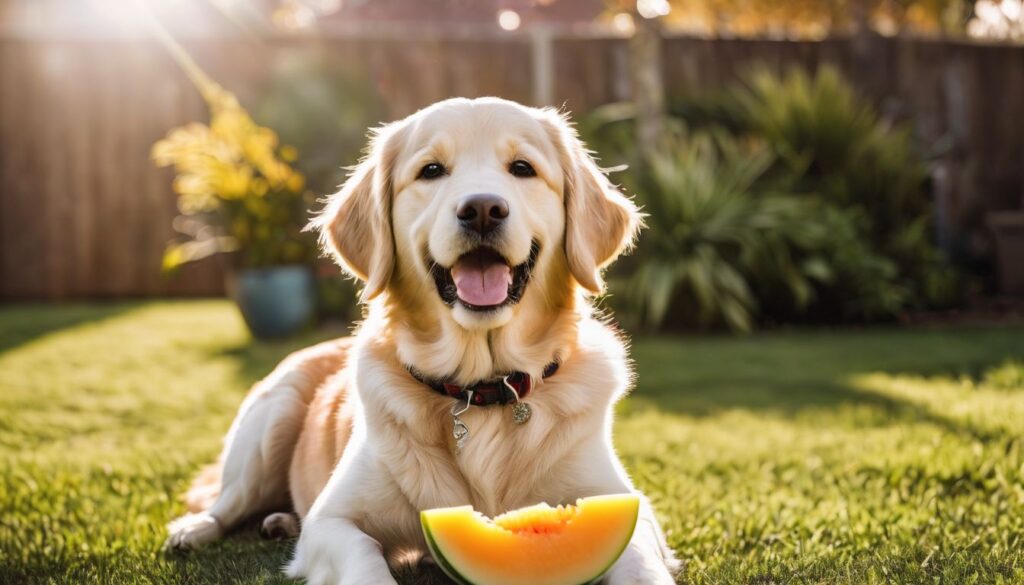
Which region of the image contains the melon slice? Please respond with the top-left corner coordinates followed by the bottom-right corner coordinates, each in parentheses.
top-left (421, 494), bottom-right (639, 585)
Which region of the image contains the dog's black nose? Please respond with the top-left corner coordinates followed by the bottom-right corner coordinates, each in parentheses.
top-left (456, 194), bottom-right (509, 236)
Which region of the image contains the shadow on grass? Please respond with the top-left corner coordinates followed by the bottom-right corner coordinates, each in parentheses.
top-left (627, 378), bottom-right (1009, 443)
top-left (160, 518), bottom-right (296, 585)
top-left (0, 302), bottom-right (137, 355)
top-left (160, 518), bottom-right (455, 585)
top-left (0, 521), bottom-right (297, 585)
top-left (629, 326), bottom-right (1024, 442)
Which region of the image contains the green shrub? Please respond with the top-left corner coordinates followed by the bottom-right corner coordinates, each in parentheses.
top-left (585, 66), bottom-right (962, 332)
top-left (789, 205), bottom-right (908, 321)
top-left (609, 129), bottom-right (822, 332)
top-left (726, 66), bottom-right (961, 310)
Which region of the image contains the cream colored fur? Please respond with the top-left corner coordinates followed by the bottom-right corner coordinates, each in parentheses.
top-left (165, 97), bottom-right (679, 585)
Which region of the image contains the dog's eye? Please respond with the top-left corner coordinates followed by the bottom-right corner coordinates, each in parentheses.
top-left (509, 160), bottom-right (536, 178)
top-left (418, 162), bottom-right (447, 180)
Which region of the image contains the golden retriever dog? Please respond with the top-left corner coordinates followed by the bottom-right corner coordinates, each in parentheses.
top-left (165, 97), bottom-right (679, 585)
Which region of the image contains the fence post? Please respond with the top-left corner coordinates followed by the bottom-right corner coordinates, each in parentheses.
top-left (531, 25), bottom-right (554, 107)
top-left (631, 13), bottom-right (665, 163)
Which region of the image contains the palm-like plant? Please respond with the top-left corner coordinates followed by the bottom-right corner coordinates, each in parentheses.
top-left (728, 66), bottom-right (939, 290)
top-left (617, 129), bottom-right (831, 332)
top-left (586, 66), bottom-right (956, 332)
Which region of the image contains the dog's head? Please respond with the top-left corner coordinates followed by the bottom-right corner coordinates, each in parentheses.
top-left (316, 97), bottom-right (639, 331)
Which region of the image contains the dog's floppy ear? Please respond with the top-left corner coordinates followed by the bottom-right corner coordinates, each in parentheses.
top-left (313, 123), bottom-right (404, 301)
top-left (541, 111), bottom-right (641, 294)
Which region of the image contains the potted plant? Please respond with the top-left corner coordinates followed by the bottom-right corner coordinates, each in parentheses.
top-left (152, 73), bottom-right (318, 338)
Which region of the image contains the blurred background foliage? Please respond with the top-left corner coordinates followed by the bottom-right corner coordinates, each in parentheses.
top-left (606, 0), bottom-right (984, 37)
top-left (254, 52), bottom-right (386, 198)
top-left (584, 66), bottom-right (965, 333)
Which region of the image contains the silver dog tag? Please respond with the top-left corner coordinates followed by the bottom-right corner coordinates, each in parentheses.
top-left (511, 402), bottom-right (532, 425)
top-left (452, 418), bottom-right (469, 450)
top-left (503, 376), bottom-right (532, 425)
top-left (451, 391), bottom-right (473, 452)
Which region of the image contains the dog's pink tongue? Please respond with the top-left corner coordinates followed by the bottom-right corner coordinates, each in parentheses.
top-left (451, 260), bottom-right (511, 306)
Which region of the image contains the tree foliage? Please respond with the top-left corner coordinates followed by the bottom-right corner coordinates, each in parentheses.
top-left (606, 0), bottom-right (976, 37)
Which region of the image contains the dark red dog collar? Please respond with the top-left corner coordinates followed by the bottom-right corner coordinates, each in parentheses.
top-left (407, 361), bottom-right (560, 406)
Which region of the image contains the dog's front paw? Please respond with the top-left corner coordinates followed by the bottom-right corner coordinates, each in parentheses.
top-left (164, 512), bottom-right (222, 552)
top-left (261, 512), bottom-right (300, 539)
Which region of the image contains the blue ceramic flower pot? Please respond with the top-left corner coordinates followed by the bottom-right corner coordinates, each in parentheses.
top-left (227, 265), bottom-right (315, 339)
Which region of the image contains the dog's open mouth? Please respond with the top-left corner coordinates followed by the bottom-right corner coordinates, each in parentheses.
top-left (430, 242), bottom-right (539, 311)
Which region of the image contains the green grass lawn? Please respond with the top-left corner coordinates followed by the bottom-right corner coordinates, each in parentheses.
top-left (2, 301), bottom-right (1023, 584)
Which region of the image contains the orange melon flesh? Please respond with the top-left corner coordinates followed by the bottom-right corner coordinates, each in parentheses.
top-left (421, 494), bottom-right (639, 585)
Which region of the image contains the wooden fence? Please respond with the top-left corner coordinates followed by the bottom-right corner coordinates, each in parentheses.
top-left (1, 32), bottom-right (1022, 299)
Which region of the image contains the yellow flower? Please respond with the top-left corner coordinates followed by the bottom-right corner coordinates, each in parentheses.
top-left (149, 33), bottom-right (313, 272)
top-left (279, 145), bottom-right (299, 162)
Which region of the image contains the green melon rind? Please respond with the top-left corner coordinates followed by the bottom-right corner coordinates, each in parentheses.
top-left (421, 510), bottom-right (479, 585)
top-left (420, 498), bottom-right (639, 585)
top-left (584, 498), bottom-right (640, 585)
